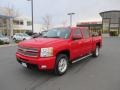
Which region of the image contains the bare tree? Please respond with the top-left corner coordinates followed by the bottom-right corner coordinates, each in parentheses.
top-left (0, 5), bottom-right (20, 36)
top-left (42, 15), bottom-right (52, 30)
top-left (0, 5), bottom-right (20, 17)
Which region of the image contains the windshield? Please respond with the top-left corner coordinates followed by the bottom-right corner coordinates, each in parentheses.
top-left (22, 33), bottom-right (29, 36)
top-left (43, 28), bottom-right (71, 39)
top-left (16, 33), bottom-right (29, 37)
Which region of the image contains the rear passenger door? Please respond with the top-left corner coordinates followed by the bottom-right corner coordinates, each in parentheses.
top-left (81, 29), bottom-right (92, 55)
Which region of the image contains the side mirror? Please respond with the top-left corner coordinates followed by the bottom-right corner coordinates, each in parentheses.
top-left (72, 35), bottom-right (82, 40)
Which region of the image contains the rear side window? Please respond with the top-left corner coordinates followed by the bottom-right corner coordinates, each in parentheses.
top-left (73, 29), bottom-right (82, 37)
top-left (82, 29), bottom-right (90, 38)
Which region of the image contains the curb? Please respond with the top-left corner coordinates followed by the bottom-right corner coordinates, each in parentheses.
top-left (0, 44), bottom-right (17, 48)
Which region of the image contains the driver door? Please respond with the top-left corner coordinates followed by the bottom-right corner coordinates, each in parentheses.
top-left (70, 28), bottom-right (84, 60)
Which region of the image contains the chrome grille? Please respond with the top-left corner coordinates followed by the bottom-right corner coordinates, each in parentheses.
top-left (17, 46), bottom-right (39, 57)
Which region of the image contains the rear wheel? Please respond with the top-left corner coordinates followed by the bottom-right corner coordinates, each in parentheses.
top-left (54, 54), bottom-right (69, 75)
top-left (92, 46), bottom-right (100, 57)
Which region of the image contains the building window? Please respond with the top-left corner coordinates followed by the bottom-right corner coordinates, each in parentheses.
top-left (27, 21), bottom-right (32, 26)
top-left (13, 20), bottom-right (24, 25)
top-left (0, 18), bottom-right (6, 27)
top-left (103, 19), bottom-right (110, 33)
top-left (20, 21), bottom-right (23, 25)
top-left (110, 24), bottom-right (119, 28)
top-left (13, 20), bottom-right (19, 25)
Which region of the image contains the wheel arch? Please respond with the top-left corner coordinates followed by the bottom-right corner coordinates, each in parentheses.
top-left (96, 42), bottom-right (101, 48)
top-left (56, 49), bottom-right (70, 60)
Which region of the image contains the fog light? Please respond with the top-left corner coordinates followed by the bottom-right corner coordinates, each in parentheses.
top-left (41, 65), bottom-right (47, 69)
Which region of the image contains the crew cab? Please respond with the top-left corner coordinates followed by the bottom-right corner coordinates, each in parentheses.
top-left (16, 27), bottom-right (102, 75)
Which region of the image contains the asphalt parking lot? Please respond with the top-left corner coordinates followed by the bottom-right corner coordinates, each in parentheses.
top-left (0, 37), bottom-right (120, 90)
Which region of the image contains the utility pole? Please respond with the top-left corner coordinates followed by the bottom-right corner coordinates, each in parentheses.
top-left (27, 0), bottom-right (34, 32)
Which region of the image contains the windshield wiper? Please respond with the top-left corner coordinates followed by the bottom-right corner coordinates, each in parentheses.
top-left (43, 36), bottom-right (49, 38)
top-left (43, 36), bottom-right (60, 38)
top-left (49, 36), bottom-right (60, 38)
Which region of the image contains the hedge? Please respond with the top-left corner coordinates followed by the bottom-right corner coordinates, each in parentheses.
top-left (0, 40), bottom-right (4, 45)
top-left (109, 31), bottom-right (119, 36)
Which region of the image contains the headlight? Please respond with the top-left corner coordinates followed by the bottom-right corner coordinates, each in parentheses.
top-left (40, 47), bottom-right (53, 57)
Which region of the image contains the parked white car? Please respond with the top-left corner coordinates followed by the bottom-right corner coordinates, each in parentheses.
top-left (13, 33), bottom-right (32, 41)
top-left (0, 33), bottom-right (10, 44)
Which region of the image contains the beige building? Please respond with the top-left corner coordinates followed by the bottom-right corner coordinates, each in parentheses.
top-left (100, 10), bottom-right (120, 35)
top-left (0, 15), bottom-right (45, 36)
top-left (0, 14), bottom-right (13, 36)
top-left (13, 16), bottom-right (32, 34)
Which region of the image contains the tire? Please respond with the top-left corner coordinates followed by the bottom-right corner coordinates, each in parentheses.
top-left (92, 46), bottom-right (100, 57)
top-left (13, 38), bottom-right (16, 41)
top-left (54, 54), bottom-right (69, 75)
top-left (23, 38), bottom-right (26, 40)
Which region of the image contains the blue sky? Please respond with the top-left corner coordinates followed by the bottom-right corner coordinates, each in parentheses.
top-left (0, 0), bottom-right (120, 25)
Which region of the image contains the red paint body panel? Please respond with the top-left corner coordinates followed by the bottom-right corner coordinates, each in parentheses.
top-left (16, 53), bottom-right (56, 70)
top-left (16, 27), bottom-right (102, 70)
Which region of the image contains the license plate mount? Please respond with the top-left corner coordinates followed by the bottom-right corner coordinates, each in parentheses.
top-left (21, 62), bottom-right (27, 68)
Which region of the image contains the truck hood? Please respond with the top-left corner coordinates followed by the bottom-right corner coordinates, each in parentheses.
top-left (18, 38), bottom-right (68, 48)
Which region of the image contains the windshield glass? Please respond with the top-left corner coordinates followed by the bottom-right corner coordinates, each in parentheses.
top-left (22, 33), bottom-right (29, 36)
top-left (43, 28), bottom-right (71, 39)
top-left (16, 33), bottom-right (29, 37)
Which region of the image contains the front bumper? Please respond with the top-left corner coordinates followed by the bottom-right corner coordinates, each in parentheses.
top-left (16, 53), bottom-right (56, 70)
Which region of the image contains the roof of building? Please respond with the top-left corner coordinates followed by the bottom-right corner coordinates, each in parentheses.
top-left (14, 16), bottom-right (31, 21)
top-left (0, 14), bottom-right (13, 19)
top-left (100, 10), bottom-right (120, 14)
top-left (77, 21), bottom-right (102, 25)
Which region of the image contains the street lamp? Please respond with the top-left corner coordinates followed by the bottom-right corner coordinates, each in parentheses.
top-left (67, 12), bottom-right (75, 27)
top-left (27, 0), bottom-right (34, 32)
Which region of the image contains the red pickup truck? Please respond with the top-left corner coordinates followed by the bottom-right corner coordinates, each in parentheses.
top-left (16, 27), bottom-right (102, 75)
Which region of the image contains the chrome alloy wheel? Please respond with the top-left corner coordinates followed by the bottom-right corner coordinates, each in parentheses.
top-left (58, 58), bottom-right (68, 73)
top-left (96, 46), bottom-right (99, 56)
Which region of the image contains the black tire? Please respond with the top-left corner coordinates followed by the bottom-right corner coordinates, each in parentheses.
top-left (54, 54), bottom-right (69, 75)
top-left (92, 46), bottom-right (100, 57)
top-left (13, 38), bottom-right (16, 41)
top-left (23, 38), bottom-right (26, 40)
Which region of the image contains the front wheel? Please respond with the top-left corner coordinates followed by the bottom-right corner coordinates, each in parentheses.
top-left (92, 46), bottom-right (100, 57)
top-left (54, 54), bottom-right (69, 75)
top-left (23, 38), bottom-right (26, 40)
top-left (13, 38), bottom-right (16, 41)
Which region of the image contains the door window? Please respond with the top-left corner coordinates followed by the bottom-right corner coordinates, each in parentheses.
top-left (82, 29), bottom-right (90, 38)
top-left (73, 29), bottom-right (82, 37)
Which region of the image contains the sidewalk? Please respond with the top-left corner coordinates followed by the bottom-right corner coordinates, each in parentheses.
top-left (102, 34), bottom-right (120, 37)
top-left (0, 39), bottom-right (17, 48)
top-left (0, 43), bottom-right (17, 48)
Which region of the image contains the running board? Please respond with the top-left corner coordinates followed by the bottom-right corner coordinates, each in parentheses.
top-left (72, 54), bottom-right (92, 64)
